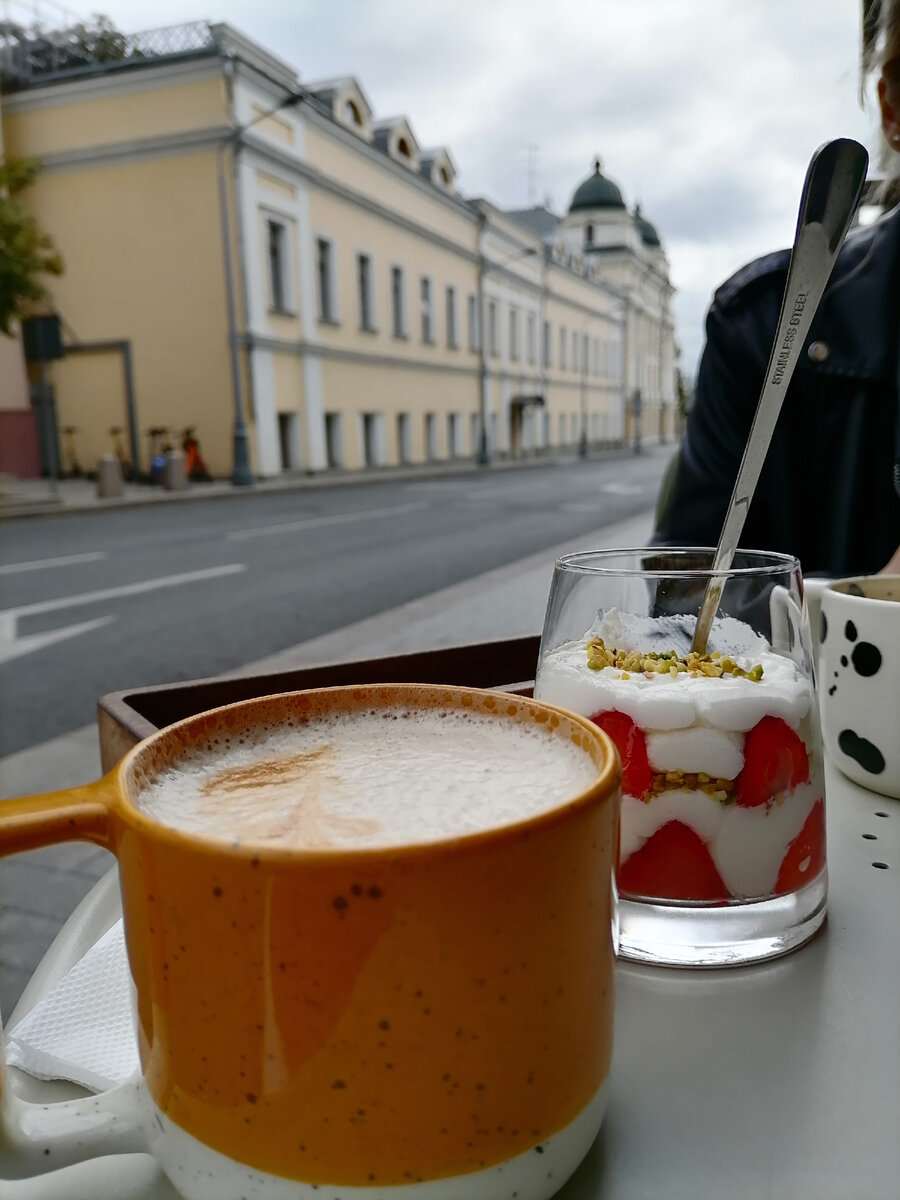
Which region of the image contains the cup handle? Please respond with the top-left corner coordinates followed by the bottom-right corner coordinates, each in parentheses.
top-left (0, 1153), bottom-right (161, 1200)
top-left (0, 772), bottom-right (146, 1182)
top-left (768, 583), bottom-right (794, 652)
top-left (0, 774), bottom-right (117, 857)
top-left (1, 1074), bottom-right (148, 1179)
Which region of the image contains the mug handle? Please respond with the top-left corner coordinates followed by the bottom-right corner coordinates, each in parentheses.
top-left (0, 1153), bottom-right (162, 1200)
top-left (1, 1072), bottom-right (147, 1179)
top-left (0, 773), bottom-right (149, 1180)
top-left (0, 774), bottom-right (117, 856)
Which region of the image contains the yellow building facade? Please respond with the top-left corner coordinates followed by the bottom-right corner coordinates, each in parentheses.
top-left (0, 20), bottom-right (675, 480)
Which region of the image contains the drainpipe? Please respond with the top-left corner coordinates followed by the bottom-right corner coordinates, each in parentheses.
top-left (218, 53), bottom-right (254, 486)
top-left (476, 211), bottom-right (491, 466)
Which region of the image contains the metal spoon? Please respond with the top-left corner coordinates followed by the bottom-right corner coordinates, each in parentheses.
top-left (691, 137), bottom-right (869, 654)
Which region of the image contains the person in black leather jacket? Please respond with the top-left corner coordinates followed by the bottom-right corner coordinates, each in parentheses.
top-left (655, 7), bottom-right (900, 578)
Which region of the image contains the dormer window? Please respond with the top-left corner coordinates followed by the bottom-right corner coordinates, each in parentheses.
top-left (373, 119), bottom-right (421, 170)
top-left (305, 76), bottom-right (374, 141)
top-left (420, 148), bottom-right (457, 192)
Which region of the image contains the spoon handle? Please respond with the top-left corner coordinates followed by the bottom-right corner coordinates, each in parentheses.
top-left (691, 137), bottom-right (868, 654)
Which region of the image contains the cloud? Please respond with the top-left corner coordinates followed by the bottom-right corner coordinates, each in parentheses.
top-left (99, 0), bottom-right (882, 373)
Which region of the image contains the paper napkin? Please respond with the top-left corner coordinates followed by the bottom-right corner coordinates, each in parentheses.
top-left (6, 920), bottom-right (139, 1092)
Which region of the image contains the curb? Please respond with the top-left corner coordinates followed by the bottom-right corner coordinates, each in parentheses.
top-left (0, 444), bottom-right (669, 521)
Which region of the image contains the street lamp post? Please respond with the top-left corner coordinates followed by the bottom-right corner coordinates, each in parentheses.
top-left (632, 387), bottom-right (643, 454)
top-left (217, 65), bottom-right (304, 486)
top-left (578, 317), bottom-right (589, 458)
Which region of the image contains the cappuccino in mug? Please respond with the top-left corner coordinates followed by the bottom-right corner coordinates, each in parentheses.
top-left (0, 685), bottom-right (619, 1200)
top-left (138, 706), bottom-right (599, 848)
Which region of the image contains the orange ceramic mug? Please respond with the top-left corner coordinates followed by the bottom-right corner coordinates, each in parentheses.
top-left (0, 684), bottom-right (619, 1200)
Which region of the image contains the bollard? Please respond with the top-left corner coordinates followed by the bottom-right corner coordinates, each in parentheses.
top-left (96, 454), bottom-right (124, 498)
top-left (163, 450), bottom-right (188, 491)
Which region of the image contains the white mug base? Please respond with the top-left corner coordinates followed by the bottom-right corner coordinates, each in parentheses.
top-left (148, 1078), bottom-right (609, 1200)
top-left (832, 757), bottom-right (900, 801)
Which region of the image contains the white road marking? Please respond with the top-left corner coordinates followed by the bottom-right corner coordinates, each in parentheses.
top-left (0, 613), bottom-right (115, 666)
top-left (404, 481), bottom-right (466, 491)
top-left (0, 551), bottom-right (107, 576)
top-left (599, 482), bottom-right (644, 495)
top-left (226, 502), bottom-right (428, 541)
top-left (462, 483), bottom-right (546, 502)
top-left (1, 564), bottom-right (247, 620)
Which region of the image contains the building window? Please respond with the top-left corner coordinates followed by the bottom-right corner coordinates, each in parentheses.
top-left (421, 276), bottom-right (433, 343)
top-left (585, 223), bottom-right (594, 246)
top-left (397, 137), bottom-right (412, 158)
top-left (447, 412), bottom-right (462, 456)
top-left (543, 319), bottom-right (551, 367)
top-left (277, 411), bottom-right (300, 469)
top-left (397, 412), bottom-right (412, 463)
top-left (446, 285), bottom-right (458, 348)
top-left (316, 238), bottom-right (336, 322)
top-left (559, 326), bottom-right (567, 370)
top-left (324, 412), bottom-right (343, 467)
top-left (468, 294), bottom-right (480, 351)
top-left (391, 266), bottom-right (406, 337)
top-left (357, 253), bottom-right (375, 331)
top-left (345, 98), bottom-right (362, 126)
top-left (509, 307), bottom-right (519, 361)
top-left (488, 301), bottom-right (498, 357)
top-left (425, 413), bottom-right (438, 459)
top-left (527, 313), bottom-right (536, 365)
top-left (267, 220), bottom-right (290, 312)
top-left (361, 412), bottom-right (383, 466)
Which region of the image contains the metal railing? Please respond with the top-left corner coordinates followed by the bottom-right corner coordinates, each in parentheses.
top-left (0, 17), bottom-right (218, 90)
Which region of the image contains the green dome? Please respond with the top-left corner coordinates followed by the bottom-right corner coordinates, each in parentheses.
top-left (634, 203), bottom-right (661, 247)
top-left (569, 158), bottom-right (625, 212)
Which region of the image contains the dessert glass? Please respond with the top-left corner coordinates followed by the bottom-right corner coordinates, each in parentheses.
top-left (534, 547), bottom-right (826, 967)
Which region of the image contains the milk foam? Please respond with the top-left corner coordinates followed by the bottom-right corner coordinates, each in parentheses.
top-left (137, 708), bottom-right (597, 849)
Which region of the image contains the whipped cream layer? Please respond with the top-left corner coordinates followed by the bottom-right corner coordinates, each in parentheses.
top-left (536, 610), bottom-right (813, 738)
top-left (620, 782), bottom-right (820, 898)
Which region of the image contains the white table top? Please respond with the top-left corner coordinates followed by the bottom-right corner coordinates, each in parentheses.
top-left (3, 759), bottom-right (899, 1200)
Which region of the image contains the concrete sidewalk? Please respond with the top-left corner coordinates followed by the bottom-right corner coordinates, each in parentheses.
top-left (0, 442), bottom-right (658, 519)
top-left (0, 507), bottom-right (652, 1015)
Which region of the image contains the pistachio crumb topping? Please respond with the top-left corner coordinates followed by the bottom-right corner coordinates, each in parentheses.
top-left (586, 637), bottom-right (764, 681)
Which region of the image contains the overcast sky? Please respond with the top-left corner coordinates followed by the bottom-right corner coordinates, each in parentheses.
top-left (91, 0), bottom-right (880, 376)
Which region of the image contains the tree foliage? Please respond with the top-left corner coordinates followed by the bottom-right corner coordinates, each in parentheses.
top-left (0, 157), bottom-right (64, 337)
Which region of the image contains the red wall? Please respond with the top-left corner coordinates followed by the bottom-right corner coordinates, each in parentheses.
top-left (0, 409), bottom-right (42, 477)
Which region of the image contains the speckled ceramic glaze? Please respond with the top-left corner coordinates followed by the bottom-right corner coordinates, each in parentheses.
top-left (819, 576), bottom-right (900, 799)
top-left (0, 684), bottom-right (619, 1199)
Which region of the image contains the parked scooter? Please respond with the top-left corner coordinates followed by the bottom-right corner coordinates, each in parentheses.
top-left (146, 427), bottom-right (172, 485)
top-left (61, 426), bottom-right (83, 477)
top-left (108, 426), bottom-right (138, 481)
top-left (181, 426), bottom-right (212, 481)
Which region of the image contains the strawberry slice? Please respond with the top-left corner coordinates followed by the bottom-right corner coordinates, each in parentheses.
top-left (735, 716), bottom-right (809, 808)
top-left (618, 820), bottom-right (730, 902)
top-left (590, 709), bottom-right (652, 798)
top-left (775, 799), bottom-right (826, 894)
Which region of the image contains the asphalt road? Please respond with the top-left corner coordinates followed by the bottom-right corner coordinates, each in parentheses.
top-left (0, 448), bottom-right (673, 758)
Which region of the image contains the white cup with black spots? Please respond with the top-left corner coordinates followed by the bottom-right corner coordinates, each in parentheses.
top-left (819, 576), bottom-right (900, 799)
